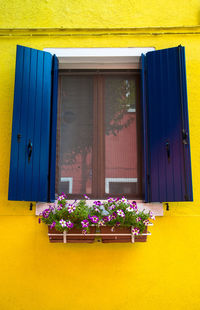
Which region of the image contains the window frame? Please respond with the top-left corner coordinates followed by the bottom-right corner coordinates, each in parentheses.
top-left (36, 47), bottom-right (163, 216)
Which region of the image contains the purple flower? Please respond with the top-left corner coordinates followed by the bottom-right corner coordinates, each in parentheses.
top-left (116, 222), bottom-right (121, 227)
top-left (66, 221), bottom-right (74, 228)
top-left (143, 219), bottom-right (150, 226)
top-left (58, 195), bottom-right (66, 201)
top-left (132, 227), bottom-right (140, 235)
top-left (109, 204), bottom-right (116, 210)
top-left (131, 201), bottom-right (138, 210)
top-left (81, 220), bottom-right (89, 228)
top-left (103, 216), bottom-right (110, 222)
top-left (68, 205), bottom-right (76, 213)
top-left (42, 209), bottom-right (50, 218)
top-left (136, 217), bottom-right (142, 222)
top-left (111, 212), bottom-right (117, 219)
top-left (94, 201), bottom-right (102, 206)
top-left (94, 206), bottom-right (100, 213)
top-left (98, 220), bottom-right (104, 226)
top-left (82, 229), bottom-right (87, 235)
top-left (50, 221), bottom-right (56, 229)
top-left (149, 212), bottom-right (155, 220)
top-left (84, 195), bottom-right (90, 200)
top-left (117, 209), bottom-right (125, 217)
top-left (89, 216), bottom-right (99, 223)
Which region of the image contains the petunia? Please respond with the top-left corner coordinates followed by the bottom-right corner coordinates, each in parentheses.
top-left (132, 227), bottom-right (140, 235)
top-left (82, 229), bottom-right (87, 235)
top-left (98, 220), bottom-right (104, 226)
top-left (136, 217), bottom-right (142, 222)
top-left (109, 204), bottom-right (116, 210)
top-left (149, 212), bottom-right (155, 220)
top-left (66, 221), bottom-right (74, 228)
top-left (50, 221), bottom-right (56, 229)
top-left (126, 206), bottom-right (134, 212)
top-left (117, 209), bottom-right (125, 217)
top-left (143, 219), bottom-right (150, 226)
top-left (59, 219), bottom-right (67, 227)
top-left (84, 195), bottom-right (90, 200)
top-left (89, 216), bottom-right (99, 223)
top-left (68, 205), bottom-right (76, 213)
top-left (81, 219), bottom-right (89, 228)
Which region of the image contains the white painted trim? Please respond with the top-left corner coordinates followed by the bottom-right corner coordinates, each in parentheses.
top-left (36, 201), bottom-right (163, 216)
top-left (44, 47), bottom-right (155, 69)
top-left (105, 177), bottom-right (138, 194)
top-left (60, 177), bottom-right (73, 194)
top-left (127, 108), bottom-right (136, 113)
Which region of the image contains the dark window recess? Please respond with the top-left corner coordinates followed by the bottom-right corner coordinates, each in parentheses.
top-left (56, 71), bottom-right (142, 199)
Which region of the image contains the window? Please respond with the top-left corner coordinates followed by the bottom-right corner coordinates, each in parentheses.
top-left (56, 70), bottom-right (142, 199)
top-left (8, 45), bottom-right (193, 203)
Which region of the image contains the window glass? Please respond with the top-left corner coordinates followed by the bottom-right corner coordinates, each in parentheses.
top-left (104, 76), bottom-right (141, 196)
top-left (56, 76), bottom-right (93, 195)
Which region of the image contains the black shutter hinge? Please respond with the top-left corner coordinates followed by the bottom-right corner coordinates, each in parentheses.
top-left (29, 203), bottom-right (33, 211)
top-left (182, 129), bottom-right (188, 145)
top-left (166, 203), bottom-right (169, 211)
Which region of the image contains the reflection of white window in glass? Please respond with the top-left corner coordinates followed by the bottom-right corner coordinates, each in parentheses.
top-left (105, 178), bottom-right (138, 194)
top-left (60, 177), bottom-right (73, 194)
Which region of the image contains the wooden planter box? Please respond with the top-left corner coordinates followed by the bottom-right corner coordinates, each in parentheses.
top-left (48, 226), bottom-right (96, 243)
top-left (100, 226), bottom-right (148, 243)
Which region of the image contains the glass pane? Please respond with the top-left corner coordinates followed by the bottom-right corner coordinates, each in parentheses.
top-left (104, 76), bottom-right (141, 196)
top-left (56, 76), bottom-right (93, 195)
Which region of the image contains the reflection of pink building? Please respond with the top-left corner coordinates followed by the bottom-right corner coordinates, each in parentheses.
top-left (61, 112), bottom-right (137, 195)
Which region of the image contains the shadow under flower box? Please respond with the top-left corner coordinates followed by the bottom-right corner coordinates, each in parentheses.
top-left (48, 226), bottom-right (96, 243)
top-left (99, 226), bottom-right (148, 243)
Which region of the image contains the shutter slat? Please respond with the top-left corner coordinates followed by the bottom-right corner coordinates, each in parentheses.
top-left (9, 46), bottom-right (24, 200)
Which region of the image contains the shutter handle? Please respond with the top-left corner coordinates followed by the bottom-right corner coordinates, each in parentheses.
top-left (166, 141), bottom-right (170, 163)
top-left (27, 140), bottom-right (33, 162)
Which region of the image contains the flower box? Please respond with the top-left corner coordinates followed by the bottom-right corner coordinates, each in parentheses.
top-left (48, 226), bottom-right (96, 243)
top-left (100, 226), bottom-right (148, 243)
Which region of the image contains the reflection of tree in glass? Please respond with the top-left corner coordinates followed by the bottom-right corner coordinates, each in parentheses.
top-left (105, 77), bottom-right (135, 136)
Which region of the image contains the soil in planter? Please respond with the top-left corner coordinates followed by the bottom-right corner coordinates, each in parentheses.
top-left (48, 226), bottom-right (96, 243)
top-left (100, 226), bottom-right (148, 243)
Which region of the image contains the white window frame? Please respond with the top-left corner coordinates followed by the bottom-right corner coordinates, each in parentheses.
top-left (36, 47), bottom-right (163, 216)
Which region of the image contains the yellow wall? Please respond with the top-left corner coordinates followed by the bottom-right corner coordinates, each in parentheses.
top-left (1, 1), bottom-right (200, 309)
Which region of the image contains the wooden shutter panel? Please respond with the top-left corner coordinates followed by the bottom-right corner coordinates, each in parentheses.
top-left (8, 45), bottom-right (58, 202)
top-left (141, 46), bottom-right (193, 202)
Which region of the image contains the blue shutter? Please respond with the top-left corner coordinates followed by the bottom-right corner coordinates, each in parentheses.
top-left (8, 45), bottom-right (58, 202)
top-left (142, 46), bottom-right (193, 202)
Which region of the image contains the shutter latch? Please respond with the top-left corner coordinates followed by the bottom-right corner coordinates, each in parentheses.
top-left (182, 129), bottom-right (188, 145)
top-left (17, 133), bottom-right (21, 143)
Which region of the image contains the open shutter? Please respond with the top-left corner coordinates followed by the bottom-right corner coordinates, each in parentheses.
top-left (8, 45), bottom-right (58, 202)
top-left (142, 46), bottom-right (193, 202)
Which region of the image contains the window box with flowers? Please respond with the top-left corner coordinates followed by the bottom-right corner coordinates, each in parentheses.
top-left (39, 194), bottom-right (155, 243)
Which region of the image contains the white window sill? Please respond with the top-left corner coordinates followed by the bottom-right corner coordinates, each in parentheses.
top-left (36, 200), bottom-right (163, 217)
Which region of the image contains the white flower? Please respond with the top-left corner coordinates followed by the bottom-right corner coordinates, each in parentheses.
top-left (59, 219), bottom-right (66, 227)
top-left (126, 206), bottom-right (134, 212)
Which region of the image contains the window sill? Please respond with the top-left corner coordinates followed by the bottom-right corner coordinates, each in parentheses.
top-left (36, 200), bottom-right (163, 217)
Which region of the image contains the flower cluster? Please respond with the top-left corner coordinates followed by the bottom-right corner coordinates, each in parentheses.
top-left (39, 195), bottom-right (155, 235)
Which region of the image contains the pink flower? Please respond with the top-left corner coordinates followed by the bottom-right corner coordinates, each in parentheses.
top-left (66, 221), bottom-right (74, 228)
top-left (89, 216), bottom-right (99, 223)
top-left (143, 219), bottom-right (150, 226)
top-left (81, 220), bottom-right (89, 228)
top-left (117, 209), bottom-right (125, 217)
top-left (68, 205), bottom-right (76, 213)
top-left (132, 227), bottom-right (140, 235)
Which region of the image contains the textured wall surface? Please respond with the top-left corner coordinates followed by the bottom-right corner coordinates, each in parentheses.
top-left (0, 0), bottom-right (200, 28)
top-left (0, 1), bottom-right (200, 309)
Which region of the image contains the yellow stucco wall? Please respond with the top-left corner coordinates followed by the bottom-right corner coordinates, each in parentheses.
top-left (1, 1), bottom-right (200, 309)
